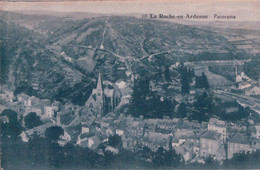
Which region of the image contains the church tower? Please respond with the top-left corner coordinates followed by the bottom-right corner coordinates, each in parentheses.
top-left (95, 73), bottom-right (104, 116)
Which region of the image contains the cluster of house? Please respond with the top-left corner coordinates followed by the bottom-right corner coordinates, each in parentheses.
top-left (1, 72), bottom-right (260, 164)
top-left (8, 101), bottom-right (259, 164)
top-left (0, 88), bottom-right (62, 120)
top-left (48, 111), bottom-right (260, 163)
top-left (232, 66), bottom-right (260, 96)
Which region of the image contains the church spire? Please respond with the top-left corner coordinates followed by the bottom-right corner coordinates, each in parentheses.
top-left (97, 73), bottom-right (102, 90)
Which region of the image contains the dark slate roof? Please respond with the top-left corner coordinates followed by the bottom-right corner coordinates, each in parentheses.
top-left (92, 94), bottom-right (96, 101)
top-left (115, 120), bottom-right (126, 130)
top-left (25, 122), bottom-right (54, 136)
top-left (81, 140), bottom-right (89, 148)
top-left (229, 133), bottom-right (249, 145)
top-left (200, 131), bottom-right (221, 140)
top-left (80, 132), bottom-right (95, 139)
top-left (81, 117), bottom-right (96, 127)
top-left (65, 126), bottom-right (81, 143)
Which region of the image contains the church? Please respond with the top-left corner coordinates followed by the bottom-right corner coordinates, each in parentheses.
top-left (85, 73), bottom-right (121, 116)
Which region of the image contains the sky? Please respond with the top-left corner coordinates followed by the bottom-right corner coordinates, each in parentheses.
top-left (1, 0), bottom-right (260, 21)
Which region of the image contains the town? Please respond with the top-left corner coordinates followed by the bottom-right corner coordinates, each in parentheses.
top-left (1, 71), bottom-right (260, 167)
top-left (1, 7), bottom-right (260, 169)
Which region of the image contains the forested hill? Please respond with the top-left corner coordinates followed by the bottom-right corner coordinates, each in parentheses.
top-left (0, 11), bottom-right (257, 105)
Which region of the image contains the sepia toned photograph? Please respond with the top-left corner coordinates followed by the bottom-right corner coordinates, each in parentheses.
top-left (0, 0), bottom-right (260, 169)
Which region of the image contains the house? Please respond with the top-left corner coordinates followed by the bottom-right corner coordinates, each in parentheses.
top-left (17, 93), bottom-right (31, 107)
top-left (41, 99), bottom-right (51, 106)
top-left (181, 119), bottom-right (193, 129)
top-left (20, 131), bottom-right (29, 142)
top-left (208, 118), bottom-right (227, 142)
top-left (77, 132), bottom-right (95, 146)
top-left (142, 132), bottom-right (171, 152)
top-left (44, 106), bottom-right (54, 118)
top-left (52, 101), bottom-right (60, 112)
top-left (78, 118), bottom-right (97, 146)
top-left (81, 116), bottom-right (96, 134)
top-left (25, 123), bottom-right (54, 137)
top-left (125, 116), bottom-right (135, 126)
top-left (123, 136), bottom-right (137, 151)
top-left (32, 83), bottom-right (39, 90)
top-left (173, 140), bottom-right (193, 162)
top-left (31, 107), bottom-right (42, 116)
top-left (255, 125), bottom-right (260, 139)
top-left (193, 139), bottom-right (200, 154)
top-left (252, 138), bottom-right (260, 150)
top-left (60, 129), bottom-right (71, 141)
top-left (105, 146), bottom-right (119, 154)
top-left (217, 144), bottom-right (226, 160)
top-left (82, 125), bottom-right (90, 134)
top-left (58, 139), bottom-right (67, 146)
top-left (227, 133), bottom-right (252, 159)
top-left (106, 126), bottom-right (115, 136)
top-left (0, 90), bottom-right (14, 103)
top-left (101, 121), bottom-right (110, 129)
top-left (175, 129), bottom-right (195, 139)
top-left (29, 96), bottom-right (39, 106)
top-left (67, 126), bottom-right (81, 144)
top-left (201, 121), bottom-right (208, 129)
top-left (144, 119), bottom-right (157, 133)
top-left (172, 138), bottom-right (186, 147)
top-left (191, 120), bottom-right (201, 130)
top-left (156, 119), bottom-right (174, 132)
top-left (128, 121), bottom-right (144, 137)
top-left (199, 131), bottom-right (222, 158)
top-left (17, 94), bottom-right (24, 103)
top-left (24, 98), bottom-right (32, 107)
top-left (97, 130), bottom-right (109, 143)
top-left (136, 122), bottom-right (145, 137)
top-left (88, 135), bottom-right (101, 150)
top-left (115, 121), bottom-right (126, 137)
top-left (172, 118), bottom-right (180, 126)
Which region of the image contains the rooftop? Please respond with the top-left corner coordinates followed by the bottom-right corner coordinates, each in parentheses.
top-left (255, 125), bottom-right (260, 131)
top-left (229, 133), bottom-right (249, 145)
top-left (200, 131), bottom-right (221, 141)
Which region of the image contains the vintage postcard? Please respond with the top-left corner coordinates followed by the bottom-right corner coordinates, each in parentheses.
top-left (0, 0), bottom-right (260, 169)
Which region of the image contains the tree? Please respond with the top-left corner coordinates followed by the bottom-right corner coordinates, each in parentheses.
top-left (48, 142), bottom-right (65, 168)
top-left (201, 72), bottom-right (210, 89)
top-left (28, 132), bottom-right (48, 167)
top-left (178, 65), bottom-right (190, 94)
top-left (191, 92), bottom-right (214, 122)
top-left (195, 72), bottom-right (210, 89)
top-left (164, 66), bottom-right (171, 82)
top-left (113, 150), bottom-right (139, 169)
top-left (1, 109), bottom-right (23, 140)
top-left (204, 156), bottom-right (219, 168)
top-left (24, 112), bottom-right (43, 129)
top-left (223, 151), bottom-right (260, 169)
top-left (108, 134), bottom-right (122, 148)
top-left (175, 103), bottom-right (187, 118)
top-left (188, 68), bottom-right (195, 83)
top-left (45, 126), bottom-right (64, 142)
top-left (145, 93), bottom-right (163, 119)
top-left (152, 147), bottom-right (182, 168)
top-left (140, 146), bottom-right (154, 161)
top-left (130, 77), bottom-right (149, 117)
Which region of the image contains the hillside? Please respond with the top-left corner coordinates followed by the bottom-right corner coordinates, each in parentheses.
top-left (1, 11), bottom-right (259, 106)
